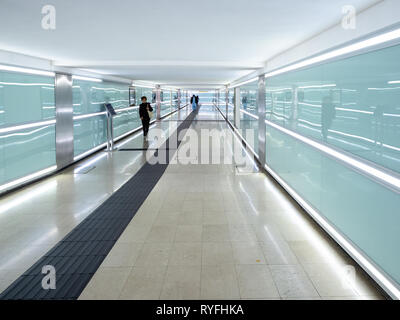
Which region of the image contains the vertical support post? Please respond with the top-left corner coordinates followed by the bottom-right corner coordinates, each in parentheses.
top-left (257, 75), bottom-right (266, 164)
top-left (234, 86), bottom-right (241, 129)
top-left (225, 85), bottom-right (229, 118)
top-left (55, 73), bottom-right (74, 169)
top-left (177, 89), bottom-right (181, 108)
top-left (156, 84), bottom-right (161, 120)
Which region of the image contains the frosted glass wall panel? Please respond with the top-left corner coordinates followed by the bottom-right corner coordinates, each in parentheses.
top-left (72, 80), bottom-right (130, 156)
top-left (265, 43), bottom-right (400, 290)
top-left (266, 44), bottom-right (400, 173)
top-left (266, 124), bottom-right (400, 286)
top-left (239, 82), bottom-right (258, 153)
top-left (0, 71), bottom-right (56, 186)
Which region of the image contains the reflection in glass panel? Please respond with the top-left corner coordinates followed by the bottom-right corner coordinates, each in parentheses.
top-left (239, 81), bottom-right (258, 153)
top-left (0, 71), bottom-right (56, 186)
top-left (264, 43), bottom-right (400, 292)
top-left (266, 43), bottom-right (400, 173)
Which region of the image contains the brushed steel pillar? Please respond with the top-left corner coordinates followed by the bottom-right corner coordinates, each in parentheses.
top-left (234, 87), bottom-right (241, 128)
top-left (55, 73), bottom-right (74, 169)
top-left (156, 84), bottom-right (161, 120)
top-left (257, 75), bottom-right (266, 164)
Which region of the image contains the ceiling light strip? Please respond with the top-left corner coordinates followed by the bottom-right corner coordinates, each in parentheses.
top-left (0, 64), bottom-right (55, 77)
top-left (230, 77), bottom-right (258, 89)
top-left (265, 27), bottom-right (400, 79)
top-left (72, 75), bottom-right (102, 83)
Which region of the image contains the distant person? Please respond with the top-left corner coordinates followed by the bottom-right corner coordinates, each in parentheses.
top-left (139, 96), bottom-right (153, 138)
top-left (191, 94), bottom-right (197, 111)
top-left (195, 95), bottom-right (199, 105)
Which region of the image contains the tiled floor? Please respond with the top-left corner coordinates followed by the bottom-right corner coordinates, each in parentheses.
top-left (0, 107), bottom-right (190, 294)
top-left (79, 105), bottom-right (385, 300)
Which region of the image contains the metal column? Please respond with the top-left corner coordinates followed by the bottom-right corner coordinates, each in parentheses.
top-left (234, 87), bottom-right (241, 128)
top-left (55, 73), bottom-right (74, 169)
top-left (177, 89), bottom-right (181, 108)
top-left (156, 84), bottom-right (161, 120)
top-left (225, 85), bottom-right (229, 118)
top-left (257, 75), bottom-right (266, 164)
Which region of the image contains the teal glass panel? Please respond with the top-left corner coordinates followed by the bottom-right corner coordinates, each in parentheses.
top-left (0, 71), bottom-right (55, 125)
top-left (73, 115), bottom-right (107, 156)
top-left (266, 124), bottom-right (400, 285)
top-left (265, 43), bottom-right (400, 289)
top-left (0, 123), bottom-right (56, 185)
top-left (0, 71), bottom-right (56, 186)
top-left (228, 89), bottom-right (234, 123)
top-left (135, 87), bottom-right (154, 105)
top-left (239, 82), bottom-right (258, 153)
top-left (72, 80), bottom-right (130, 156)
top-left (266, 43), bottom-right (400, 173)
top-left (113, 108), bottom-right (141, 138)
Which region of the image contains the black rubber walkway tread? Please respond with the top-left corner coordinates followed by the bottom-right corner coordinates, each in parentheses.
top-left (0, 107), bottom-right (199, 300)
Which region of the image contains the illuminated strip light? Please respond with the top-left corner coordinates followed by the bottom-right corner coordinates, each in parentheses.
top-left (384, 113), bottom-right (400, 118)
top-left (265, 28), bottom-right (400, 79)
top-left (298, 84), bottom-right (336, 89)
top-left (115, 106), bottom-right (139, 113)
top-left (263, 162), bottom-right (400, 300)
top-left (0, 82), bottom-right (54, 87)
top-left (330, 129), bottom-right (400, 152)
top-left (0, 119), bottom-right (56, 134)
top-left (230, 77), bottom-right (258, 89)
top-left (73, 112), bottom-right (106, 120)
top-left (388, 80), bottom-right (400, 84)
top-left (132, 83), bottom-right (155, 89)
top-left (335, 107), bottom-right (374, 115)
top-left (299, 119), bottom-right (321, 127)
top-left (72, 75), bottom-right (102, 83)
top-left (0, 64), bottom-right (55, 77)
top-left (265, 119), bottom-right (400, 190)
top-left (299, 102), bottom-right (321, 108)
top-left (73, 143), bottom-right (108, 161)
top-left (0, 165), bottom-right (57, 193)
top-left (240, 109), bottom-right (259, 119)
top-left (368, 87), bottom-right (400, 91)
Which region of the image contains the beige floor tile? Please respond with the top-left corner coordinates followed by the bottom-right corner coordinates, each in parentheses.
top-left (134, 243), bottom-right (172, 267)
top-left (202, 225), bottom-right (230, 242)
top-left (169, 242), bottom-right (202, 266)
top-left (202, 242), bottom-right (235, 265)
top-left (160, 265), bottom-right (201, 300)
top-left (231, 242), bottom-right (266, 265)
top-left (235, 265), bottom-right (280, 299)
top-left (177, 211), bottom-right (203, 226)
top-left (200, 265), bottom-right (240, 299)
top-left (118, 224), bottom-right (152, 243)
top-left (145, 225), bottom-right (177, 243)
top-left (101, 242), bottom-right (143, 268)
top-left (79, 267), bottom-right (131, 300)
top-left (202, 211), bottom-right (228, 225)
top-left (119, 265), bottom-right (166, 300)
top-left (269, 265), bottom-right (319, 298)
top-left (174, 225), bottom-right (203, 242)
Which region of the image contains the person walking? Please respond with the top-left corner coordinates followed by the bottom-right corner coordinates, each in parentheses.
top-left (139, 96), bottom-right (153, 138)
top-left (191, 94), bottom-right (197, 111)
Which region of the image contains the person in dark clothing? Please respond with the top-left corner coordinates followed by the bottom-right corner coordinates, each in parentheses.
top-left (195, 95), bottom-right (199, 104)
top-left (139, 96), bottom-right (153, 138)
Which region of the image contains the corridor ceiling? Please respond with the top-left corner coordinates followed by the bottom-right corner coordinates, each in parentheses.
top-left (0, 0), bottom-right (379, 88)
